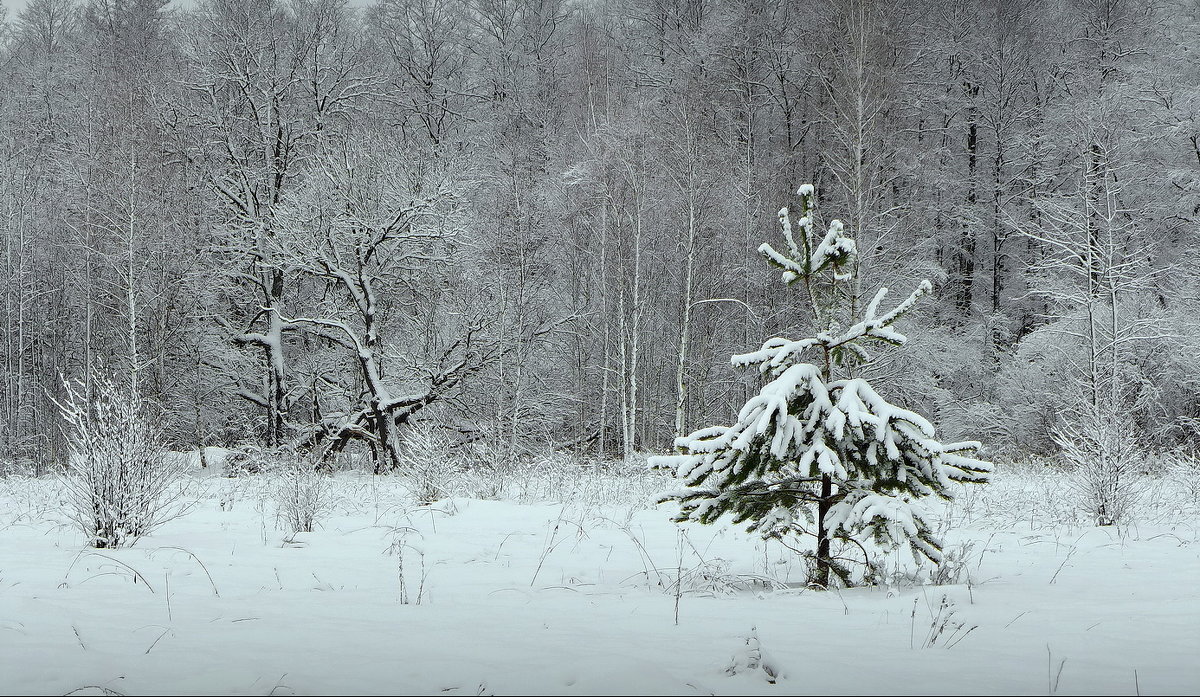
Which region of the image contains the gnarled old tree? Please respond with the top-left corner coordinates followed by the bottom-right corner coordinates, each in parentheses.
top-left (182, 0), bottom-right (367, 446)
top-left (272, 134), bottom-right (499, 472)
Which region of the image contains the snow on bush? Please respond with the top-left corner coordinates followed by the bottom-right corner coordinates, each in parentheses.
top-left (56, 375), bottom-right (186, 548)
top-left (273, 454), bottom-right (333, 533)
top-left (395, 425), bottom-right (462, 504)
top-left (1054, 412), bottom-right (1144, 526)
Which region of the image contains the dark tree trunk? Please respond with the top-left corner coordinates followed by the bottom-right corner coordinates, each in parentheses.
top-left (814, 473), bottom-right (833, 588)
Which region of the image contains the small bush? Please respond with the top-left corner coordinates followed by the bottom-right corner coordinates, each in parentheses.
top-left (0, 456), bottom-right (36, 478)
top-left (224, 444), bottom-right (281, 477)
top-left (1166, 452), bottom-right (1200, 503)
top-left (274, 455), bottom-right (332, 533)
top-left (1053, 413), bottom-right (1144, 526)
top-left (395, 426), bottom-right (461, 504)
top-left (57, 376), bottom-right (185, 548)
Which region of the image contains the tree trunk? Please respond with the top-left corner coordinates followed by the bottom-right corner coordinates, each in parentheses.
top-left (815, 473), bottom-right (833, 588)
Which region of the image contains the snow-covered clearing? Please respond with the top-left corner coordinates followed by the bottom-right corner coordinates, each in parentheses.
top-left (1, 463), bottom-right (1197, 695)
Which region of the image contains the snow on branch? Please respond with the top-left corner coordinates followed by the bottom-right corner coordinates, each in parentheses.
top-left (734, 280), bottom-right (932, 374)
top-left (658, 357), bottom-right (991, 549)
top-left (655, 183), bottom-right (991, 585)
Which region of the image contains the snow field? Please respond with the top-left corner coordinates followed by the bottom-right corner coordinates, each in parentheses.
top-left (1, 463), bottom-right (1198, 695)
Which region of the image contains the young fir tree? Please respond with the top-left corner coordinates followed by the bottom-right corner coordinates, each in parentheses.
top-left (652, 185), bottom-right (991, 588)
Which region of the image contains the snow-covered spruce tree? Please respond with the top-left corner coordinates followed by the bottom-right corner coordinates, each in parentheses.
top-left (651, 185), bottom-right (991, 588)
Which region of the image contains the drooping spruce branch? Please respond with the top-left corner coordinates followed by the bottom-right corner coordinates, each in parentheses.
top-left (653, 185), bottom-right (991, 588)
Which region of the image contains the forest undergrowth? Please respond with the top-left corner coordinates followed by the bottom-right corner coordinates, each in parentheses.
top-left (3, 450), bottom-right (1198, 549)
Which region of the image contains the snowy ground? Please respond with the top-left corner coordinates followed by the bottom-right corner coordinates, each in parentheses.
top-left (1, 461), bottom-right (1198, 695)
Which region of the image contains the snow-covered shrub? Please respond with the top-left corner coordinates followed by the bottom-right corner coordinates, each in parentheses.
top-left (274, 455), bottom-right (332, 533)
top-left (396, 425), bottom-right (461, 504)
top-left (224, 444), bottom-right (282, 477)
top-left (725, 628), bottom-right (782, 683)
top-left (652, 185), bottom-right (991, 588)
top-left (57, 376), bottom-right (185, 548)
top-left (0, 456), bottom-right (36, 478)
top-left (1166, 452), bottom-right (1200, 503)
top-left (1054, 412), bottom-right (1144, 526)
top-left (452, 438), bottom-right (514, 500)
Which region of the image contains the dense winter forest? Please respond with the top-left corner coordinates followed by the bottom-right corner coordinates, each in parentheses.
top-left (4, 1), bottom-right (1200, 693)
top-left (0, 0), bottom-right (1197, 473)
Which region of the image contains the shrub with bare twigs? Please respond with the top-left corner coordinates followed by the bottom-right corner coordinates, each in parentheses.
top-left (57, 375), bottom-right (186, 548)
top-left (274, 453), bottom-right (332, 533)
